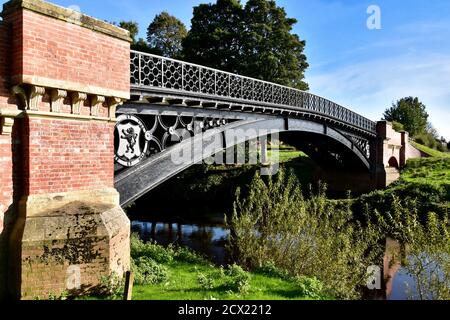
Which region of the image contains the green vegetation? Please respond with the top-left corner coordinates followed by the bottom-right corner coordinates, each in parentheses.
top-left (183, 0), bottom-right (309, 90)
top-left (227, 169), bottom-right (379, 299)
top-left (411, 141), bottom-right (450, 158)
top-left (227, 166), bottom-right (449, 300)
top-left (383, 97), bottom-right (447, 152)
top-left (355, 156), bottom-right (450, 220)
top-left (267, 149), bottom-right (306, 163)
top-left (147, 12), bottom-right (187, 58)
top-left (129, 235), bottom-right (326, 300)
top-left (383, 97), bottom-right (429, 137)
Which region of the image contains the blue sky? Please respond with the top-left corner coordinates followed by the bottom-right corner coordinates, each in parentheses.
top-left (2, 0), bottom-right (450, 138)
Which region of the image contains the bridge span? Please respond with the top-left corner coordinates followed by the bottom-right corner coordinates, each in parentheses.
top-left (114, 51), bottom-right (411, 206)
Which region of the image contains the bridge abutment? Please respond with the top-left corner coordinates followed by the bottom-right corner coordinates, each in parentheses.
top-left (0, 0), bottom-right (132, 299)
top-left (373, 121), bottom-right (419, 188)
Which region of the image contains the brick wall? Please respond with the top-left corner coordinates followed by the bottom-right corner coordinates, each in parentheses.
top-left (23, 118), bottom-right (115, 196)
top-left (8, 8), bottom-right (130, 99)
top-left (0, 20), bottom-right (17, 233)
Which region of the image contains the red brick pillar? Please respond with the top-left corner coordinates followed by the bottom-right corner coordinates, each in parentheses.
top-left (0, 0), bottom-right (132, 299)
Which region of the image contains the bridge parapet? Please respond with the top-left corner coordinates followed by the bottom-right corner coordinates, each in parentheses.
top-left (130, 51), bottom-right (377, 135)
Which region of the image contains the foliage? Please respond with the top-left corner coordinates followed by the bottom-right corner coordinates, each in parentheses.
top-left (223, 264), bottom-right (251, 294)
top-left (414, 133), bottom-right (447, 152)
top-left (197, 272), bottom-right (215, 290)
top-left (403, 212), bottom-right (450, 300)
top-left (174, 246), bottom-right (207, 264)
top-left (126, 236), bottom-right (322, 300)
top-left (131, 234), bottom-right (174, 263)
top-left (255, 261), bottom-right (290, 280)
top-left (295, 276), bottom-right (324, 300)
top-left (411, 142), bottom-right (449, 158)
top-left (99, 272), bottom-right (125, 299)
top-left (383, 97), bottom-right (428, 136)
top-left (183, 0), bottom-right (309, 90)
top-left (118, 21), bottom-right (139, 43)
top-left (240, 0), bottom-right (309, 90)
top-left (147, 12), bottom-right (188, 58)
top-left (132, 256), bottom-right (169, 285)
top-left (391, 120), bottom-right (405, 132)
top-left (227, 168), bottom-right (380, 299)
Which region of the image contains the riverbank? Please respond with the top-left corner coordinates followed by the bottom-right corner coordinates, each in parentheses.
top-left (93, 236), bottom-right (326, 300)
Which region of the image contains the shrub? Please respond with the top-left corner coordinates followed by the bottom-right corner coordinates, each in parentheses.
top-left (255, 261), bottom-right (289, 280)
top-left (227, 168), bottom-right (379, 299)
top-left (99, 272), bottom-right (124, 299)
top-left (131, 234), bottom-right (174, 264)
top-left (174, 246), bottom-right (207, 264)
top-left (224, 264), bottom-right (251, 294)
top-left (295, 276), bottom-right (324, 299)
top-left (132, 257), bottom-right (169, 285)
top-left (197, 273), bottom-right (215, 290)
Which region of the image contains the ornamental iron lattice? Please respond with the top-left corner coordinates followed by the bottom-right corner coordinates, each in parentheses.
top-left (114, 113), bottom-right (232, 170)
top-left (130, 50), bottom-right (377, 134)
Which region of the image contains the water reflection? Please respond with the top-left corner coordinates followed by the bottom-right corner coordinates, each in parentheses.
top-left (132, 221), bottom-right (229, 265)
top-left (132, 218), bottom-right (424, 300)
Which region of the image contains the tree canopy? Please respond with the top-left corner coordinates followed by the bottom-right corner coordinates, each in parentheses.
top-left (118, 21), bottom-right (139, 44)
top-left (182, 0), bottom-right (309, 90)
top-left (147, 12), bottom-right (188, 58)
top-left (383, 97), bottom-right (429, 137)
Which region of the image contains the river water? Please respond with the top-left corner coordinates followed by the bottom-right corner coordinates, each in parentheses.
top-left (131, 214), bottom-right (420, 300)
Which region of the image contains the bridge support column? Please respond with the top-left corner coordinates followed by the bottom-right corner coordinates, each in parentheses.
top-left (0, 0), bottom-right (132, 299)
top-left (374, 121), bottom-right (403, 187)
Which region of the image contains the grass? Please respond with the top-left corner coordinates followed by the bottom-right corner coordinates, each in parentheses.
top-left (267, 149), bottom-right (307, 163)
top-left (400, 157), bottom-right (450, 186)
top-left (125, 236), bottom-right (325, 300)
top-left (132, 262), bottom-right (311, 300)
top-left (354, 150), bottom-right (450, 219)
top-left (411, 141), bottom-right (450, 158)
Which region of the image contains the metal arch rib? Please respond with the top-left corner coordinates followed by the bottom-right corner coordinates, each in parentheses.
top-left (115, 118), bottom-right (371, 207)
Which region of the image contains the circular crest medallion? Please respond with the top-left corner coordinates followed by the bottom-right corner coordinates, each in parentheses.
top-left (115, 114), bottom-right (149, 167)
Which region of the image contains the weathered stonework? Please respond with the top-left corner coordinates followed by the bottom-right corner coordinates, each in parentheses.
top-left (9, 201), bottom-right (130, 299)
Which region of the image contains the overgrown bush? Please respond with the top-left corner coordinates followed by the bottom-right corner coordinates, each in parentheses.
top-left (255, 261), bottom-right (290, 280)
top-left (99, 272), bottom-right (125, 299)
top-left (295, 276), bottom-right (324, 300)
top-left (414, 132), bottom-right (446, 152)
top-left (227, 168), bottom-right (380, 299)
top-left (403, 212), bottom-right (450, 300)
top-left (223, 264), bottom-right (251, 294)
top-left (174, 246), bottom-right (207, 264)
top-left (131, 234), bottom-right (174, 263)
top-left (132, 256), bottom-right (169, 285)
top-left (197, 272), bottom-right (215, 290)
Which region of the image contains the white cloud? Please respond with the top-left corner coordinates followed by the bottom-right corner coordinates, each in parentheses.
top-left (308, 53), bottom-right (450, 138)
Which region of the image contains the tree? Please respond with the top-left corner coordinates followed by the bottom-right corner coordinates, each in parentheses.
top-left (115, 21), bottom-right (158, 54)
top-left (182, 0), bottom-right (244, 72)
top-left (383, 97), bottom-right (429, 136)
top-left (426, 122), bottom-right (439, 139)
top-left (147, 12), bottom-right (188, 58)
top-left (240, 0), bottom-right (309, 90)
top-left (183, 0), bottom-right (309, 90)
top-left (118, 21), bottom-right (139, 44)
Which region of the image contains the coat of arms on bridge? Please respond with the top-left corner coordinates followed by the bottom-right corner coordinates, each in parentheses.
top-left (115, 115), bottom-right (149, 167)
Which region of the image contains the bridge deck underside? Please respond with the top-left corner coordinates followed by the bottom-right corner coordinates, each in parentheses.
top-left (115, 103), bottom-right (374, 206)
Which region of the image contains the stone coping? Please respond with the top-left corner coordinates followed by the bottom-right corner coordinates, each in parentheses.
top-left (1, 0), bottom-right (131, 42)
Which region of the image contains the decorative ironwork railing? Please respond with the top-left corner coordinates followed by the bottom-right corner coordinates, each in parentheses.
top-left (130, 50), bottom-right (377, 134)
